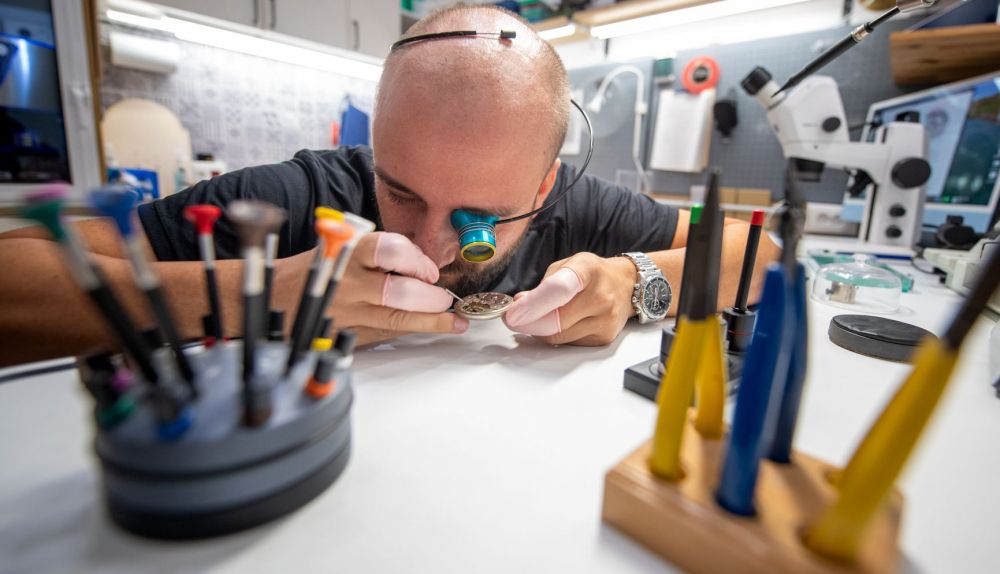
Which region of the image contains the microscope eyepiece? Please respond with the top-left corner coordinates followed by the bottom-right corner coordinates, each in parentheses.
top-left (741, 67), bottom-right (772, 96)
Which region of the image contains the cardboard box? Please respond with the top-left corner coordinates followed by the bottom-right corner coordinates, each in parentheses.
top-left (736, 188), bottom-right (772, 206)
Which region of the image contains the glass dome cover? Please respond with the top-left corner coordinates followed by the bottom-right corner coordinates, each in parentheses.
top-left (811, 254), bottom-right (902, 314)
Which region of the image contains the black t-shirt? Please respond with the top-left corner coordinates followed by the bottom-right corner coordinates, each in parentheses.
top-left (138, 146), bottom-right (678, 294)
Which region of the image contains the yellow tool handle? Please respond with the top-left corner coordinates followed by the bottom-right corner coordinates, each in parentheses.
top-left (694, 320), bottom-right (726, 439)
top-left (650, 317), bottom-right (707, 481)
top-left (315, 206), bottom-right (345, 221)
top-left (805, 337), bottom-right (959, 560)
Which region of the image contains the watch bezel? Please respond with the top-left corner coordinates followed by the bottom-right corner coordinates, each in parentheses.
top-left (639, 275), bottom-right (671, 321)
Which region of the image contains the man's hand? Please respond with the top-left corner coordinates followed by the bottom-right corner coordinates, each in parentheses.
top-left (274, 232), bottom-right (468, 346)
top-left (503, 252), bottom-right (637, 346)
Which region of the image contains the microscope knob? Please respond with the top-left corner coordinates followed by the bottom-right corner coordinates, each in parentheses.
top-left (886, 225), bottom-right (903, 239)
top-left (822, 117), bottom-right (842, 133)
top-left (889, 204), bottom-right (906, 217)
top-left (891, 158), bottom-right (931, 189)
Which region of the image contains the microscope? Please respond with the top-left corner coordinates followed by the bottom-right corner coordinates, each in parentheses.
top-left (741, 0), bottom-right (936, 249)
top-left (622, 0), bottom-right (937, 402)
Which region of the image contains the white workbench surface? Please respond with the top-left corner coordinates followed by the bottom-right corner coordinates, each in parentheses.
top-left (1, 248), bottom-right (997, 574)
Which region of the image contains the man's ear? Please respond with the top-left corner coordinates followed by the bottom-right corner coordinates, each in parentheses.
top-left (533, 159), bottom-right (562, 211)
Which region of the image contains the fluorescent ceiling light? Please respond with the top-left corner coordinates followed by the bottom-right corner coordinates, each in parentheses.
top-left (105, 9), bottom-right (383, 82)
top-left (106, 0), bottom-right (164, 19)
top-left (590, 0), bottom-right (813, 40)
top-left (538, 23), bottom-right (577, 41)
top-left (106, 9), bottom-right (172, 33)
top-left (169, 18), bottom-right (382, 82)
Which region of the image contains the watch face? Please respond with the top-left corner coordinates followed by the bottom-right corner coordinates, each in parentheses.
top-left (642, 277), bottom-right (671, 318)
top-left (454, 292), bottom-right (514, 320)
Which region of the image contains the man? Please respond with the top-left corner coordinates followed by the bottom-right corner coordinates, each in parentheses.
top-left (0, 5), bottom-right (778, 367)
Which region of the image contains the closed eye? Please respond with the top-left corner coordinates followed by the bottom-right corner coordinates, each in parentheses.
top-left (384, 188), bottom-right (423, 206)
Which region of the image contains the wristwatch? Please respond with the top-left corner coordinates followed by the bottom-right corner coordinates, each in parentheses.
top-left (620, 252), bottom-right (672, 324)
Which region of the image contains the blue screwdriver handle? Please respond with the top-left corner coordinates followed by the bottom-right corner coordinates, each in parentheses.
top-left (90, 185), bottom-right (140, 237)
top-left (716, 265), bottom-right (794, 516)
top-left (767, 262), bottom-right (809, 463)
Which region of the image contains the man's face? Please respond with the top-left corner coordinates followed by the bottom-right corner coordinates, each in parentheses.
top-left (372, 75), bottom-right (556, 295)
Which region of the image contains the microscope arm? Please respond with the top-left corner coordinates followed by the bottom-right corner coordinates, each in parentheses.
top-left (783, 141), bottom-right (891, 184)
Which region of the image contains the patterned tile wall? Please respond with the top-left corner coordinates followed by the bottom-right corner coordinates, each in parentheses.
top-left (99, 22), bottom-right (378, 171)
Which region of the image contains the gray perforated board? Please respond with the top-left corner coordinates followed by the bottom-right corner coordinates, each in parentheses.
top-left (562, 59), bottom-right (657, 190)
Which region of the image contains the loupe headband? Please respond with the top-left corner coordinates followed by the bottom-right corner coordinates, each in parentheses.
top-left (391, 30), bottom-right (517, 52)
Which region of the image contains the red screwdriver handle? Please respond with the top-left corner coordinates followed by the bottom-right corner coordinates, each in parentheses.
top-left (184, 205), bottom-right (222, 235)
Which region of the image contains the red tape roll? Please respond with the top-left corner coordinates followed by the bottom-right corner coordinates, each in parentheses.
top-left (682, 56), bottom-right (720, 94)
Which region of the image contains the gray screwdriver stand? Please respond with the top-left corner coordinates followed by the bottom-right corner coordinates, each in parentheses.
top-left (93, 342), bottom-right (352, 540)
top-left (623, 324), bottom-right (744, 402)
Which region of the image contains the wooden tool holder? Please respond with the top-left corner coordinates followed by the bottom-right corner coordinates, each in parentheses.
top-left (602, 418), bottom-right (903, 574)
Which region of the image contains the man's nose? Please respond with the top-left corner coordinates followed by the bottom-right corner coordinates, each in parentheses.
top-left (414, 211), bottom-right (459, 269)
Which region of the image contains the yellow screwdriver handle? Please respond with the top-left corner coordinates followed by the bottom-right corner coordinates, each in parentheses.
top-left (650, 317), bottom-right (707, 481)
top-left (805, 337), bottom-right (959, 561)
top-left (315, 206), bottom-right (345, 221)
top-left (694, 320), bottom-right (726, 439)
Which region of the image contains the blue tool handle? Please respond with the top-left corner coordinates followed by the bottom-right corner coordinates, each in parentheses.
top-left (716, 266), bottom-right (793, 516)
top-left (157, 406), bottom-right (193, 441)
top-left (90, 186), bottom-right (140, 237)
top-left (767, 263), bottom-right (809, 463)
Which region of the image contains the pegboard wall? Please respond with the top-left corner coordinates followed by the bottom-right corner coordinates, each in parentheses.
top-left (648, 17), bottom-right (921, 203)
top-left (562, 59), bottom-right (657, 189)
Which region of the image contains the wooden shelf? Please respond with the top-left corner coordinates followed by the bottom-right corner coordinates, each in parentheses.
top-left (532, 15), bottom-right (570, 31)
top-left (531, 15), bottom-right (591, 45)
top-left (889, 23), bottom-right (1000, 86)
top-left (531, 0), bottom-right (722, 44)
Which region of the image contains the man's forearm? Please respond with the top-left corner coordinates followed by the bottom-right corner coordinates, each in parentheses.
top-left (0, 238), bottom-right (244, 367)
top-left (646, 221), bottom-right (781, 316)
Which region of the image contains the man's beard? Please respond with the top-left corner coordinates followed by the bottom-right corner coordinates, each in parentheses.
top-left (438, 232), bottom-right (526, 296)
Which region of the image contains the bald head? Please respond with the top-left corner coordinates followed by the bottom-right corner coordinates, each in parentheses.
top-left (376, 5), bottom-right (571, 170)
